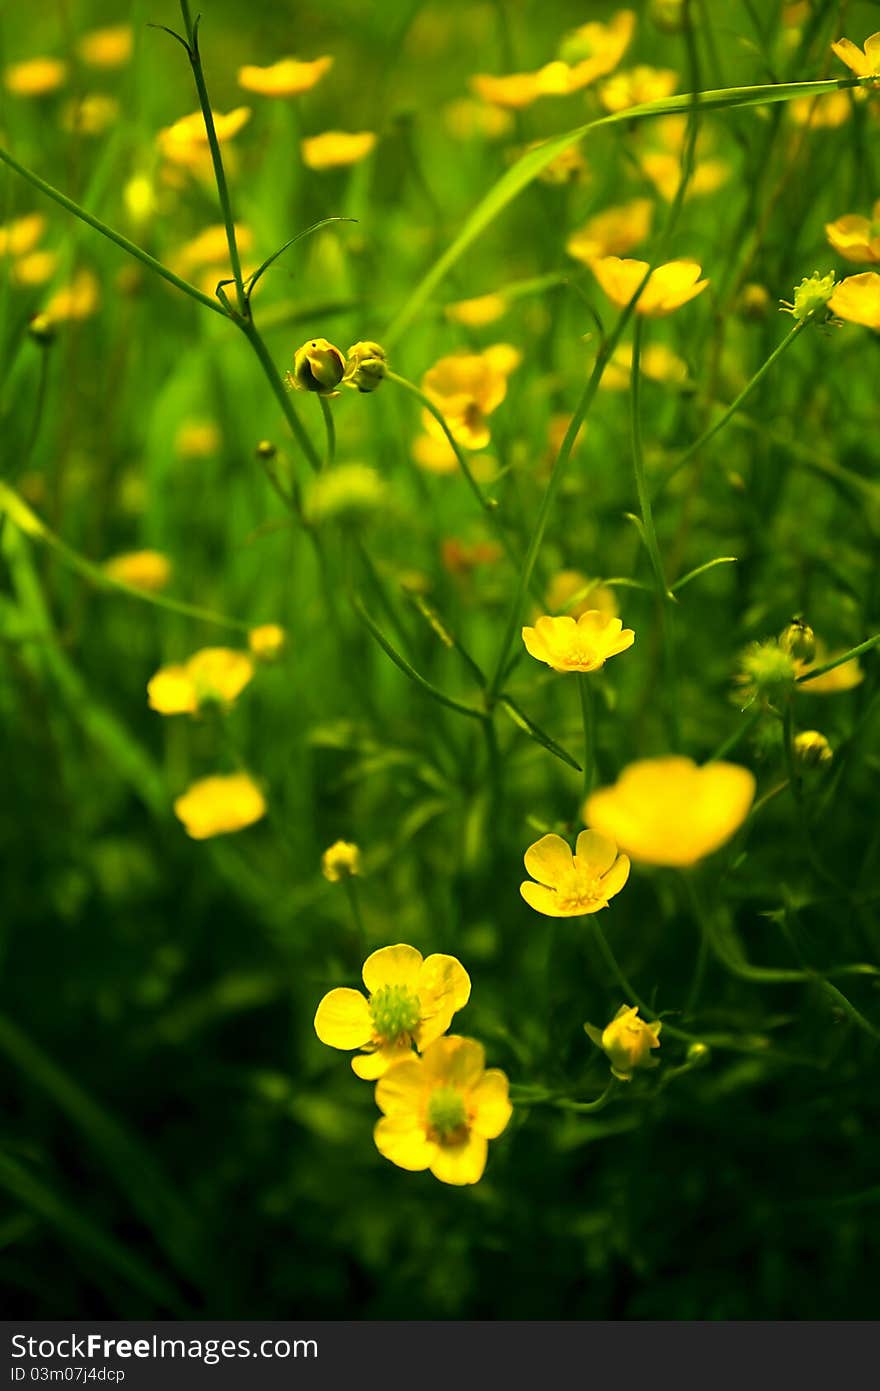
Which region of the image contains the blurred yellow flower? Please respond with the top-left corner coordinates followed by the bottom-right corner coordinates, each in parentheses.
top-left (314, 943), bottom-right (471, 1079)
top-left (586, 1005), bottom-right (662, 1081)
top-left (543, 570), bottom-right (619, 621)
top-left (374, 1035), bottom-right (511, 1185)
top-left (831, 31), bottom-right (880, 78)
top-left (640, 151), bottom-right (729, 203)
top-left (0, 213), bottom-right (46, 258)
top-left (44, 268), bottom-right (100, 323)
top-left (148, 648), bottom-right (255, 716)
top-left (61, 93), bottom-right (120, 137)
top-left (592, 256), bottom-right (708, 316)
top-left (175, 420), bottom-right (221, 458)
top-left (556, 10), bottom-right (636, 91)
top-left (77, 25), bottom-right (133, 68)
top-left (585, 756), bottom-right (755, 867)
top-left (248, 624), bottom-right (286, 661)
top-left (825, 202), bottom-right (880, 264)
top-left (445, 293), bottom-right (508, 327)
top-left (421, 345), bottom-right (519, 450)
top-left (521, 830), bottom-right (630, 918)
top-left (443, 98), bottom-right (514, 140)
top-left (173, 772), bottom-right (266, 840)
top-left (533, 142), bottom-right (588, 185)
top-left (301, 131), bottom-right (377, 170)
top-left (793, 730), bottom-right (833, 767)
top-left (789, 92), bottom-right (852, 129)
top-left (171, 224), bottom-right (254, 277)
top-left (600, 341), bottom-right (689, 391)
top-left (566, 198), bottom-right (653, 267)
top-left (321, 840), bottom-right (361, 882)
top-left (522, 611), bottom-right (634, 673)
top-left (12, 251), bottom-right (59, 287)
top-left (4, 58), bottom-right (67, 97)
top-left (470, 63), bottom-right (569, 110)
top-left (797, 642), bottom-right (864, 693)
top-left (599, 65), bottom-right (678, 113)
top-left (158, 108), bottom-right (251, 170)
top-left (238, 55), bottom-right (333, 97)
top-left (828, 271), bottom-right (880, 329)
top-left (103, 550), bottom-right (171, 592)
top-left (412, 431), bottom-right (459, 475)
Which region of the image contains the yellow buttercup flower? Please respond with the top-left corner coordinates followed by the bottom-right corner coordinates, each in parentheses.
top-left (373, 1035), bottom-right (511, 1185)
top-left (301, 131), bottom-right (377, 170)
top-left (287, 338), bottom-right (346, 395)
top-left (321, 840), bottom-right (361, 882)
top-left (4, 58), bottom-right (67, 97)
top-left (43, 268), bottom-right (100, 323)
top-left (599, 341), bottom-right (689, 392)
top-left (412, 431), bottom-right (459, 475)
top-left (445, 293), bottom-right (508, 328)
top-left (793, 730), bottom-right (833, 768)
top-left (103, 550), bottom-right (171, 592)
top-left (61, 93), bottom-right (120, 137)
top-left (173, 772), bottom-right (266, 840)
top-left (443, 98), bottom-right (514, 140)
top-left (522, 611), bottom-right (634, 674)
top-left (12, 251), bottom-right (59, 287)
top-left (147, 648), bottom-right (255, 716)
top-left (158, 108), bottom-right (251, 170)
top-left (543, 570), bottom-right (619, 621)
top-left (797, 641), bottom-right (864, 694)
top-left (314, 943), bottom-right (471, 1079)
top-left (599, 65), bottom-right (677, 113)
top-left (640, 151), bottom-right (729, 203)
top-left (175, 420), bottom-right (221, 458)
top-left (585, 756), bottom-right (756, 867)
top-left (469, 63), bottom-right (569, 110)
top-left (248, 624), bottom-right (286, 662)
top-left (592, 257), bottom-right (709, 316)
top-left (556, 10), bottom-right (636, 90)
top-left (342, 340), bottom-right (387, 393)
top-left (586, 1006), bottom-right (661, 1081)
top-left (789, 92), bottom-right (852, 129)
top-left (828, 272), bottom-right (880, 329)
top-left (520, 831), bottom-right (630, 918)
top-left (77, 26), bottom-right (133, 68)
top-left (831, 31), bottom-right (880, 78)
top-left (826, 202), bottom-right (880, 265)
top-left (238, 55), bottom-right (333, 97)
top-left (566, 198), bottom-right (653, 267)
top-left (0, 214), bottom-right (46, 258)
top-left (171, 224), bottom-right (254, 277)
top-left (421, 345), bottom-right (519, 451)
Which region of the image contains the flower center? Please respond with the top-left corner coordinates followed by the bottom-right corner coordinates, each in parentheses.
top-left (561, 643), bottom-right (599, 670)
top-left (555, 865), bottom-right (605, 911)
top-left (427, 1086), bottom-right (468, 1143)
top-left (370, 984), bottom-right (421, 1042)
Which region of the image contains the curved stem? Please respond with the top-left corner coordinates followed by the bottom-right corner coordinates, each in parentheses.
top-left (319, 396), bottom-right (336, 469)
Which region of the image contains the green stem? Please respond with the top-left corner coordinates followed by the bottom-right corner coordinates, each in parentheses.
top-left (577, 673), bottom-right (595, 803)
top-left (655, 320), bottom-right (806, 499)
top-left (630, 317), bottom-right (672, 603)
top-left (238, 319), bottom-right (322, 473)
top-left (352, 595), bottom-right (486, 723)
top-left (797, 633), bottom-right (879, 685)
top-left (553, 1079), bottom-right (617, 1114)
top-left (319, 396), bottom-right (336, 468)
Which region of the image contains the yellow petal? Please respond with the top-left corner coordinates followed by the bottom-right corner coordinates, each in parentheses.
top-left (375, 1057), bottom-right (426, 1116)
top-left (147, 665), bottom-right (196, 715)
top-left (421, 1035), bottom-right (485, 1089)
top-left (574, 829), bottom-right (618, 876)
top-left (522, 624), bottom-right (551, 664)
top-left (470, 1069), bottom-right (513, 1139)
top-left (351, 1041), bottom-right (412, 1078)
top-left (520, 881), bottom-right (573, 917)
top-left (598, 853), bottom-right (631, 899)
top-left (362, 943), bottom-right (423, 994)
top-left (374, 1115), bottom-right (435, 1171)
top-left (523, 833), bottom-right (574, 887)
top-left (429, 1133), bottom-right (489, 1185)
top-left (416, 954), bottom-right (471, 1046)
top-left (313, 987), bottom-right (373, 1049)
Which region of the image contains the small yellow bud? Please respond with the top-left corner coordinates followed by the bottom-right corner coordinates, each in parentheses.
top-left (288, 338), bottom-right (346, 396)
top-left (793, 730), bottom-right (833, 768)
top-left (686, 1041), bottom-right (711, 1068)
top-left (779, 618), bottom-right (816, 665)
top-left (738, 283), bottom-right (771, 320)
top-left (780, 271), bottom-right (837, 322)
top-left (586, 1005), bottom-right (661, 1081)
top-left (321, 840), bottom-right (362, 882)
top-left (343, 339), bottom-right (387, 393)
top-left (255, 439), bottom-right (277, 460)
top-left (28, 312), bottom-right (55, 345)
top-left (248, 624), bottom-right (286, 662)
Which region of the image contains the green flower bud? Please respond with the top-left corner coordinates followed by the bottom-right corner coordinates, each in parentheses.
top-left (779, 618), bottom-right (816, 665)
top-left (28, 312), bottom-right (55, 345)
top-left (735, 639), bottom-right (798, 709)
top-left (686, 1041), bottom-right (711, 1068)
top-left (793, 730), bottom-right (833, 768)
top-left (255, 439), bottom-right (277, 460)
top-left (288, 338), bottom-right (346, 396)
top-left (343, 340), bottom-right (387, 393)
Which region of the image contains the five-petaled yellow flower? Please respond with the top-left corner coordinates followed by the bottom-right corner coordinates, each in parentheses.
top-left (825, 201), bottom-right (880, 265)
top-left (586, 1006), bottom-right (662, 1080)
top-left (585, 756), bottom-right (755, 867)
top-left (421, 344), bottom-right (520, 451)
top-left (566, 199), bottom-right (654, 267)
top-left (314, 943), bottom-right (471, 1079)
top-left (521, 831), bottom-right (630, 918)
top-left (522, 611), bottom-right (635, 673)
top-left (174, 772), bottom-right (266, 840)
top-left (831, 31), bottom-right (880, 78)
top-left (238, 55), bottom-right (333, 97)
top-left (592, 257), bottom-right (709, 316)
top-left (147, 648), bottom-right (254, 716)
top-left (373, 1035), bottom-right (511, 1185)
top-left (301, 131), bottom-right (377, 170)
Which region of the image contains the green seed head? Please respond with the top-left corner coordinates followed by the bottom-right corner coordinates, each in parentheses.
top-left (370, 984), bottom-right (421, 1042)
top-left (427, 1085), bottom-right (468, 1141)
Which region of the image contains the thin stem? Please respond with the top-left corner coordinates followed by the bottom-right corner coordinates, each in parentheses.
top-left (318, 397), bottom-right (336, 469)
top-left (577, 673), bottom-right (595, 803)
top-left (797, 633), bottom-right (879, 686)
top-left (553, 1079), bottom-right (617, 1114)
top-left (238, 320), bottom-right (322, 473)
top-left (630, 317), bottom-right (672, 601)
top-left (352, 595), bottom-right (486, 723)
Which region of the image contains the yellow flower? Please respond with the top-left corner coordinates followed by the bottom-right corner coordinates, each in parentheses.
top-left (60, 93), bottom-right (120, 137)
top-left (585, 756), bottom-right (755, 867)
top-left (599, 65), bottom-right (678, 113)
top-left (288, 338), bottom-right (346, 395)
top-left (443, 98), bottom-right (514, 140)
top-left (301, 131), bottom-right (377, 170)
top-left (534, 142), bottom-right (588, 185)
top-left (826, 202), bottom-right (880, 264)
top-left (44, 268), bottom-right (100, 323)
top-left (445, 293), bottom-right (508, 327)
top-left (173, 772), bottom-right (266, 840)
top-left (158, 108), bottom-right (251, 169)
top-left (522, 611), bottom-right (635, 674)
top-left (831, 31), bottom-right (880, 78)
top-left (77, 26), bottom-right (133, 68)
top-left (421, 345), bottom-right (519, 450)
top-left (520, 831), bottom-right (630, 918)
top-left (4, 58), bottom-right (67, 97)
top-left (543, 570), bottom-right (619, 621)
top-left (556, 10), bottom-right (636, 91)
top-left (374, 1035), bottom-right (511, 1185)
top-left (238, 55), bottom-right (333, 97)
top-left (248, 624), bottom-right (286, 661)
top-left (175, 420), bottom-right (221, 458)
top-left (640, 151), bottom-right (729, 203)
top-left (793, 730), bottom-right (833, 767)
top-left (789, 92), bottom-right (852, 129)
top-left (103, 550), bottom-right (171, 592)
top-left (586, 1005), bottom-right (661, 1081)
top-left (314, 943), bottom-right (471, 1079)
top-left (342, 340), bottom-right (387, 393)
top-left (469, 63), bottom-right (569, 110)
top-left (566, 198), bottom-right (654, 267)
top-left (321, 840), bottom-right (361, 882)
top-left (147, 648), bottom-right (255, 716)
top-left (797, 642), bottom-right (864, 694)
top-left (0, 213), bottom-right (46, 258)
top-left (592, 257), bottom-right (709, 316)
top-left (412, 431), bottom-right (460, 475)
top-left (599, 341), bottom-right (689, 391)
top-left (12, 251), bottom-right (59, 287)
top-left (171, 224), bottom-right (254, 277)
top-left (828, 272), bottom-right (880, 329)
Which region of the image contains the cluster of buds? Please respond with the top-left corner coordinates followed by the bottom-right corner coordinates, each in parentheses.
top-left (287, 338), bottom-right (387, 397)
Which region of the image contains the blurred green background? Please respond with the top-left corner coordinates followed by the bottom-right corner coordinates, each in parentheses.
top-left (1, 0), bottom-right (879, 1318)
